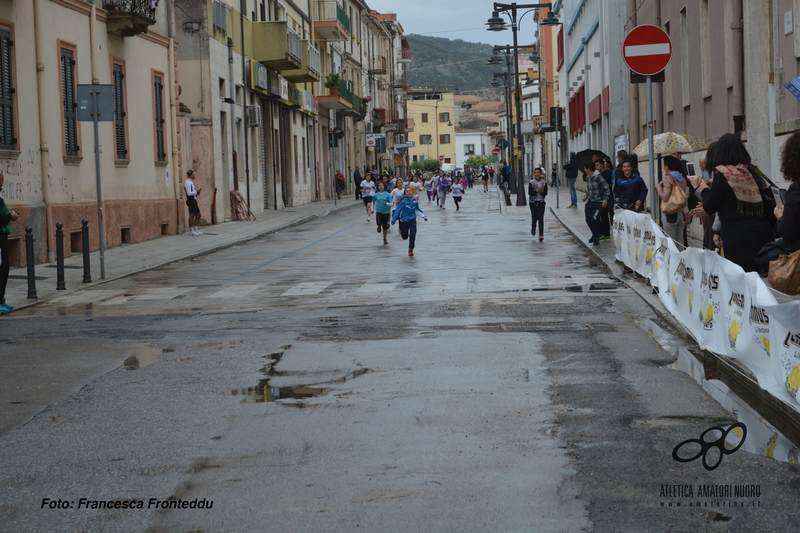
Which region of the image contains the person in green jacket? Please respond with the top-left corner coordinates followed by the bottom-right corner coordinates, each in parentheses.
top-left (0, 172), bottom-right (20, 314)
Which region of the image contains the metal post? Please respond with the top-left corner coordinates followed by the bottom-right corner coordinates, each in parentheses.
top-left (55, 222), bottom-right (65, 290)
top-left (25, 226), bottom-right (37, 299)
top-left (511, 18), bottom-right (527, 206)
top-left (239, 0), bottom-right (251, 208)
top-left (646, 76), bottom-right (657, 221)
top-left (555, 131), bottom-right (560, 208)
top-left (92, 90), bottom-right (106, 279)
top-left (81, 219), bottom-right (91, 283)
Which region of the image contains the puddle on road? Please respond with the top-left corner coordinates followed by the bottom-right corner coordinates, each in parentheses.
top-left (635, 317), bottom-right (690, 356)
top-left (670, 349), bottom-right (800, 465)
top-left (634, 316), bottom-right (799, 464)
top-left (123, 345), bottom-right (166, 370)
top-left (225, 383), bottom-right (326, 404)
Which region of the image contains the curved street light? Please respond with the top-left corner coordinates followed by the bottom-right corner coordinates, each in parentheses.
top-left (487, 2), bottom-right (560, 206)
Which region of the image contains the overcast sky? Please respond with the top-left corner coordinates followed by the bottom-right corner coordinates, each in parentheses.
top-left (365, 1), bottom-right (535, 48)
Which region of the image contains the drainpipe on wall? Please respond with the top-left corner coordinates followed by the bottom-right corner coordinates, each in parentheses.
top-left (33, 0), bottom-right (54, 262)
top-left (627, 0), bottom-right (639, 147)
top-left (228, 36), bottom-right (239, 205)
top-left (239, 0), bottom-right (251, 208)
top-left (731, 0), bottom-right (744, 129)
top-left (165, 0), bottom-right (182, 231)
top-left (654, 0), bottom-right (663, 140)
top-left (168, 38), bottom-right (182, 230)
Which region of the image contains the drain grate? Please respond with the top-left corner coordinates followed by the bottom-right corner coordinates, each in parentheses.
top-left (500, 323), bottom-right (591, 332)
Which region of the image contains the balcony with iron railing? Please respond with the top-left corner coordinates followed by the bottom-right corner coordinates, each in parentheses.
top-left (103, 0), bottom-right (157, 37)
top-left (396, 47), bottom-right (412, 64)
top-left (314, 1), bottom-right (350, 42)
top-left (283, 42), bottom-right (322, 83)
top-left (252, 22), bottom-right (302, 71)
top-left (368, 56), bottom-right (387, 75)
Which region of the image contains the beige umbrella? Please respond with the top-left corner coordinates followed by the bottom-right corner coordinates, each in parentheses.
top-left (633, 132), bottom-right (708, 157)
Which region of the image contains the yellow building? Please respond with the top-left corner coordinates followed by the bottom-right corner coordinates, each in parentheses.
top-left (407, 91), bottom-right (456, 166)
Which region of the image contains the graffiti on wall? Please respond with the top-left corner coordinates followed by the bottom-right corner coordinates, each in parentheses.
top-left (0, 148), bottom-right (73, 203)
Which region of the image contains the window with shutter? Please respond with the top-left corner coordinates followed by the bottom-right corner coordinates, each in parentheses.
top-left (0, 28), bottom-right (15, 150)
top-left (154, 74), bottom-right (166, 162)
top-left (61, 48), bottom-right (78, 156)
top-left (113, 63), bottom-right (127, 159)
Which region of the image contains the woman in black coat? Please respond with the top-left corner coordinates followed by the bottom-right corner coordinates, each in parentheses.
top-left (689, 134), bottom-right (774, 273)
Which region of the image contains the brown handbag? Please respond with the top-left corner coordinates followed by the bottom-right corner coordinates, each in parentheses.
top-left (769, 249), bottom-right (800, 295)
top-left (660, 176), bottom-right (688, 215)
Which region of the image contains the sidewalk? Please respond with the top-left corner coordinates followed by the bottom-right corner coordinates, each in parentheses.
top-left (3, 198), bottom-right (362, 311)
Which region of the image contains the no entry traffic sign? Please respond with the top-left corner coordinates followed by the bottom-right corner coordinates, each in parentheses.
top-left (491, 145), bottom-right (501, 156)
top-left (622, 25), bottom-right (672, 77)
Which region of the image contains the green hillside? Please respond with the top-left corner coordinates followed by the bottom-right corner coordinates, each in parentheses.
top-left (404, 35), bottom-right (501, 98)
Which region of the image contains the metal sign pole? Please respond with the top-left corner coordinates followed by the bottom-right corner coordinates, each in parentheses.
top-left (646, 75), bottom-right (657, 222)
top-left (555, 131), bottom-right (560, 208)
top-left (92, 89), bottom-right (106, 279)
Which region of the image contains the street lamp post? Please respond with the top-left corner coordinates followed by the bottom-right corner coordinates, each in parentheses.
top-left (487, 3), bottom-right (559, 206)
top-left (491, 73), bottom-right (514, 191)
top-left (490, 45), bottom-right (532, 195)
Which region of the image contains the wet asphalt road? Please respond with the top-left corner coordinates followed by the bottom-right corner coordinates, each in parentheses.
top-left (1, 189), bottom-right (799, 532)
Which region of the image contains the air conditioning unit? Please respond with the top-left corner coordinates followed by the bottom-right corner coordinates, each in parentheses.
top-left (246, 106), bottom-right (262, 127)
top-left (363, 121), bottom-right (373, 133)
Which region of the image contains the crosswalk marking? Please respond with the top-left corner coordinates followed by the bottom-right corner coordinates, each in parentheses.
top-left (355, 282), bottom-right (397, 294)
top-left (209, 284), bottom-right (264, 299)
top-left (281, 282), bottom-right (333, 296)
top-left (45, 274), bottom-right (620, 309)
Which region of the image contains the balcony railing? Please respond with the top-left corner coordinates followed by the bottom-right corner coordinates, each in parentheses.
top-left (368, 56), bottom-right (387, 75)
top-left (103, 0), bottom-right (156, 18)
top-left (309, 44), bottom-right (321, 78)
top-left (338, 79), bottom-right (360, 109)
top-left (287, 28), bottom-right (303, 66)
top-left (103, 0), bottom-right (156, 37)
top-left (315, 1), bottom-right (351, 35)
top-left (396, 47), bottom-right (412, 63)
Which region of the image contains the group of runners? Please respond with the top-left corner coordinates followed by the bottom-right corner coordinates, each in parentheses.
top-left (356, 169), bottom-right (487, 255)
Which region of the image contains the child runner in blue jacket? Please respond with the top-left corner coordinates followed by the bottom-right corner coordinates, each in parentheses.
top-left (391, 188), bottom-right (427, 256)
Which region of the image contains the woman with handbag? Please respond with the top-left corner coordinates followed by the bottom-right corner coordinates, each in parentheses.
top-left (768, 131), bottom-right (800, 293)
top-left (656, 155), bottom-right (688, 243)
top-left (689, 134), bottom-right (774, 273)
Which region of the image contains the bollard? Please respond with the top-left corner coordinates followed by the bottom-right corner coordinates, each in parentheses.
top-left (55, 222), bottom-right (66, 290)
top-left (81, 219), bottom-right (91, 283)
top-left (25, 226), bottom-right (37, 299)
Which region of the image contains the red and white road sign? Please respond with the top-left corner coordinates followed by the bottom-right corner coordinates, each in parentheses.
top-left (439, 155), bottom-right (444, 161)
top-left (622, 24), bottom-right (672, 77)
top-left (491, 145), bottom-right (501, 156)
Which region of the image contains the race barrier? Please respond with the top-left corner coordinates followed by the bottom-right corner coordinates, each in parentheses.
top-left (612, 210), bottom-right (800, 409)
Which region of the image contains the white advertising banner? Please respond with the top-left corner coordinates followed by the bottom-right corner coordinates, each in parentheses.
top-left (613, 210), bottom-right (800, 409)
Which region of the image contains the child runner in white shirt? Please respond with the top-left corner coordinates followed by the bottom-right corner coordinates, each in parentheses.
top-left (450, 180), bottom-right (465, 210)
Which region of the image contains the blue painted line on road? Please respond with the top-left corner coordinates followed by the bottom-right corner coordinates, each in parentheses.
top-left (224, 222), bottom-right (358, 282)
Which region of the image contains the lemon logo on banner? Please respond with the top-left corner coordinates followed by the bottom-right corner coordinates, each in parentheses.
top-left (762, 337), bottom-right (771, 356)
top-left (671, 283), bottom-right (678, 304)
top-left (787, 365), bottom-right (800, 397)
top-left (729, 319), bottom-right (742, 350)
top-left (766, 433), bottom-right (778, 459)
top-left (645, 248), bottom-right (653, 264)
top-left (688, 291), bottom-right (693, 314)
